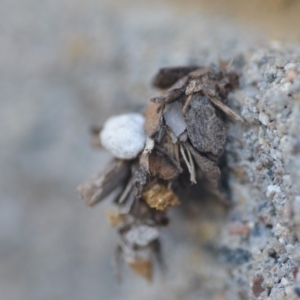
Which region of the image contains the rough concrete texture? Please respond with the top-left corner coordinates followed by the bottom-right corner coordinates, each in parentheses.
top-left (221, 47), bottom-right (300, 300)
top-left (1, 0), bottom-right (300, 299)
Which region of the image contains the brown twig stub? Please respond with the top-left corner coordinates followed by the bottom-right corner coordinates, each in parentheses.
top-left (77, 159), bottom-right (130, 207)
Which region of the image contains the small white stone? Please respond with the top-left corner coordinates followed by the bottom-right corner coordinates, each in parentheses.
top-left (275, 223), bottom-right (285, 236)
top-left (284, 63), bottom-right (296, 71)
top-left (280, 277), bottom-right (289, 286)
top-left (124, 225), bottom-right (159, 247)
top-left (258, 112), bottom-right (270, 125)
top-left (100, 113), bottom-right (146, 159)
top-left (281, 82), bottom-right (292, 93)
top-left (282, 175), bottom-right (292, 187)
top-left (266, 185), bottom-right (281, 198)
top-left (286, 244), bottom-right (294, 254)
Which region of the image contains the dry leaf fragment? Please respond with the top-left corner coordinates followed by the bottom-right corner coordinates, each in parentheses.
top-left (155, 145), bottom-right (182, 171)
top-left (156, 134), bottom-right (178, 158)
top-left (121, 241), bottom-right (154, 282)
top-left (179, 131), bottom-right (188, 142)
top-left (77, 159), bottom-right (130, 207)
top-left (152, 66), bottom-right (199, 89)
top-left (142, 182), bottom-right (180, 211)
top-left (148, 149), bottom-right (182, 181)
top-left (164, 101), bottom-right (187, 137)
top-left (185, 95), bottom-right (227, 157)
top-left (128, 259), bottom-right (152, 282)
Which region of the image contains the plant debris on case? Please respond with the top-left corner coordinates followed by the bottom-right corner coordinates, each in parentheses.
top-left (77, 63), bottom-right (243, 282)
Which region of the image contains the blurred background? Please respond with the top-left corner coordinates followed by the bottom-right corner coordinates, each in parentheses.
top-left (1, 1), bottom-right (299, 299)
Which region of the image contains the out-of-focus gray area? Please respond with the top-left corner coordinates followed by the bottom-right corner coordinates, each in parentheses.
top-left (1, 0), bottom-right (300, 299)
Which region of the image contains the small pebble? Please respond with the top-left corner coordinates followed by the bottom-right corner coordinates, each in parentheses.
top-left (268, 248), bottom-right (277, 258)
top-left (280, 277), bottom-right (289, 286)
top-left (100, 113), bottom-right (146, 159)
top-left (259, 112), bottom-right (270, 125)
top-left (294, 287), bottom-right (300, 297)
top-left (286, 244), bottom-right (294, 254)
top-left (284, 63), bottom-right (296, 71)
top-left (266, 185), bottom-right (281, 198)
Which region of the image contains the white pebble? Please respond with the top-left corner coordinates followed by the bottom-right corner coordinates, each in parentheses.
top-left (124, 225), bottom-right (159, 247)
top-left (258, 112), bottom-right (270, 125)
top-left (284, 63), bottom-right (296, 71)
top-left (100, 113), bottom-right (146, 159)
top-left (286, 244), bottom-right (294, 254)
top-left (282, 175), bottom-right (292, 187)
top-left (280, 277), bottom-right (289, 286)
top-left (280, 82), bottom-right (292, 93)
top-left (266, 185), bottom-right (281, 198)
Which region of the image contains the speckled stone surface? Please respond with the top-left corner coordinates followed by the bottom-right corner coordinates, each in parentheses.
top-left (220, 46), bottom-right (300, 300)
top-left (1, 0), bottom-right (300, 299)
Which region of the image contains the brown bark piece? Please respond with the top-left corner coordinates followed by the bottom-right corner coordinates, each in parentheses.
top-left (185, 94), bottom-right (227, 157)
top-left (77, 159), bottom-right (130, 207)
top-left (188, 66), bottom-right (213, 78)
top-left (133, 167), bottom-right (149, 199)
top-left (144, 102), bottom-right (164, 139)
top-left (152, 66), bottom-right (199, 89)
top-left (150, 87), bottom-right (185, 104)
top-left (148, 149), bottom-right (182, 181)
